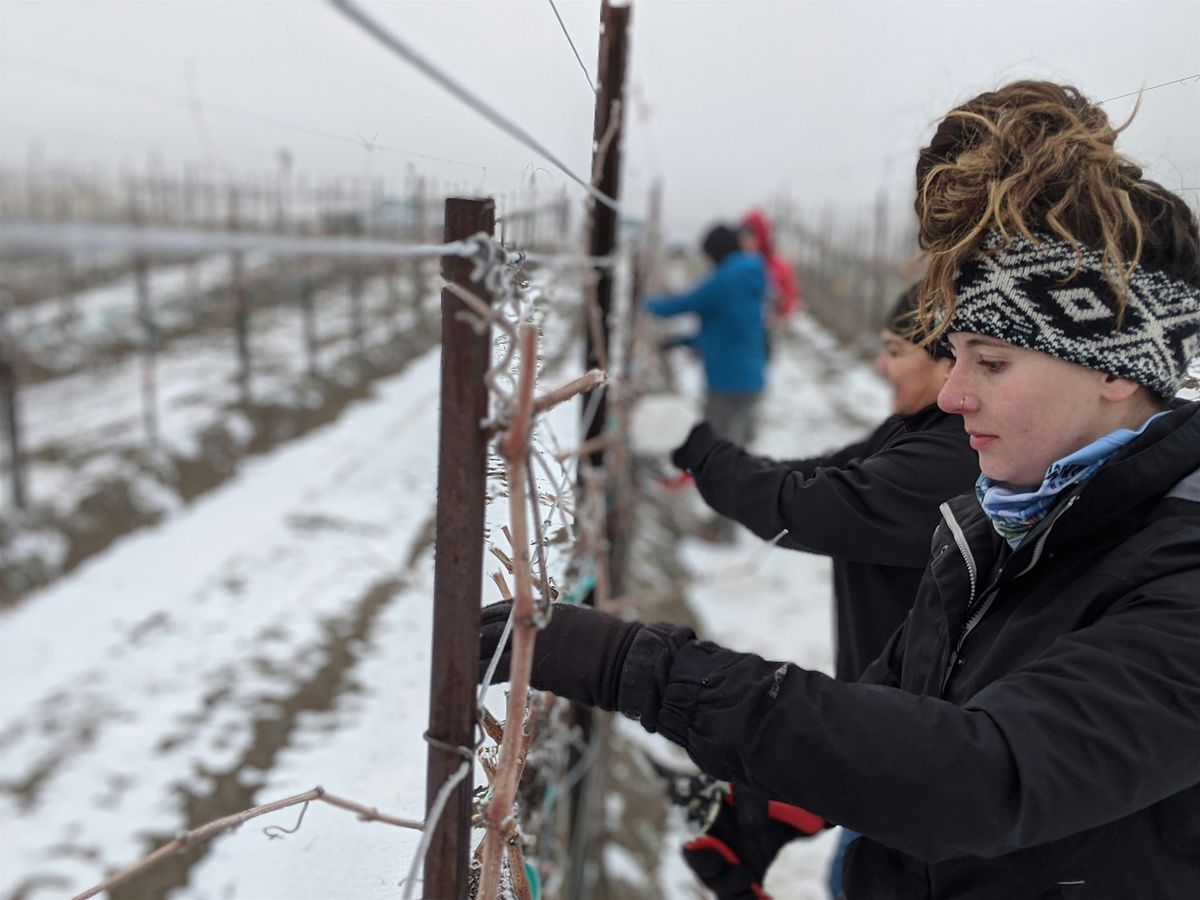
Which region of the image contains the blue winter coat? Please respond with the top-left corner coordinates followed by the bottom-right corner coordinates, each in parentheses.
top-left (645, 251), bottom-right (767, 394)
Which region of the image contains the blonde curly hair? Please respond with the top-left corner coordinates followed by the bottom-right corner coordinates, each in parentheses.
top-left (913, 80), bottom-right (1199, 339)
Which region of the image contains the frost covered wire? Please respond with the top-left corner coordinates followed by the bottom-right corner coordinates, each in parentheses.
top-left (4, 52), bottom-right (516, 175)
top-left (327, 0), bottom-right (626, 216)
top-left (519, 250), bottom-right (615, 269)
top-left (440, 280), bottom-right (520, 425)
top-left (478, 606), bottom-right (517, 706)
top-left (445, 239), bottom-right (576, 431)
top-left (1098, 73), bottom-right (1200, 104)
top-left (578, 377), bottom-right (607, 447)
top-left (546, 0), bottom-right (596, 94)
top-left (557, 723), bottom-right (604, 794)
top-left (402, 759), bottom-right (473, 900)
top-left (526, 455), bottom-right (554, 624)
top-left (0, 218), bottom-right (611, 278)
top-left (0, 219), bottom-right (483, 262)
top-left (530, 429), bottom-right (577, 542)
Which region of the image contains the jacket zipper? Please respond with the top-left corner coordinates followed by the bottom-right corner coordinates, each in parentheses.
top-left (939, 494), bottom-right (1080, 696)
top-left (940, 501), bottom-right (977, 610)
top-left (937, 502), bottom-right (977, 697)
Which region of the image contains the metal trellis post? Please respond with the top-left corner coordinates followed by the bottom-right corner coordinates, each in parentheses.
top-left (569, 3), bottom-right (630, 897)
top-left (134, 257), bottom-right (159, 450)
top-left (229, 188), bottom-right (253, 409)
top-left (0, 319), bottom-right (24, 511)
top-left (583, 1), bottom-right (630, 466)
top-left (424, 197), bottom-right (495, 900)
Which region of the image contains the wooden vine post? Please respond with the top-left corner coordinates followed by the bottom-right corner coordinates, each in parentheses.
top-left (424, 197), bottom-right (495, 900)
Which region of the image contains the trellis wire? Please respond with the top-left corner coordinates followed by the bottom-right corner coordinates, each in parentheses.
top-left (402, 758), bottom-right (473, 900)
top-left (0, 219), bottom-right (613, 269)
top-left (3, 51), bottom-right (522, 176)
top-left (326, 0), bottom-right (627, 216)
top-left (1098, 73), bottom-right (1200, 104)
top-left (546, 0), bottom-right (596, 94)
top-left (0, 219), bottom-right (479, 261)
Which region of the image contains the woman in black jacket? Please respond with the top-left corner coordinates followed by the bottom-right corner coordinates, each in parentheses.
top-left (482, 81), bottom-right (1200, 899)
top-left (672, 286), bottom-right (979, 898)
top-left (673, 285), bottom-right (978, 684)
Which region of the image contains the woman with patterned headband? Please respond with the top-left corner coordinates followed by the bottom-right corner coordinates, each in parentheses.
top-left (480, 81), bottom-right (1200, 899)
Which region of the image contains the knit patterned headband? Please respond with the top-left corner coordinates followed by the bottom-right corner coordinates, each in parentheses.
top-left (949, 233), bottom-right (1200, 398)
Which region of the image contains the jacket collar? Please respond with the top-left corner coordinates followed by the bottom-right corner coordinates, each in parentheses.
top-left (1047, 400), bottom-right (1200, 550)
top-left (939, 401), bottom-right (1200, 581)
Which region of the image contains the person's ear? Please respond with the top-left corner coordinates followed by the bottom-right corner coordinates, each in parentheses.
top-left (1098, 372), bottom-right (1141, 403)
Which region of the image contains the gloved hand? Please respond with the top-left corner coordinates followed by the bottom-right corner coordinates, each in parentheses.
top-left (682, 783), bottom-right (825, 900)
top-left (670, 421), bottom-right (721, 474)
top-left (478, 600), bottom-right (644, 711)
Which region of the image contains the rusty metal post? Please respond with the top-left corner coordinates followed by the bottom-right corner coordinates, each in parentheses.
top-left (424, 197), bottom-right (495, 900)
top-left (300, 272), bottom-right (319, 379)
top-left (231, 254), bottom-right (251, 409)
top-left (582, 0), bottom-right (630, 467)
top-left (0, 307), bottom-right (24, 511)
top-left (125, 188), bottom-right (159, 448)
top-left (228, 187), bottom-right (252, 409)
top-left (348, 264), bottom-right (366, 357)
top-left (568, 5), bottom-right (630, 898)
top-left (134, 258), bottom-right (159, 449)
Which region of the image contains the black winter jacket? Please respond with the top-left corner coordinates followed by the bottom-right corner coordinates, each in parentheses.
top-left (673, 405), bottom-right (979, 680)
top-left (621, 401), bottom-right (1200, 898)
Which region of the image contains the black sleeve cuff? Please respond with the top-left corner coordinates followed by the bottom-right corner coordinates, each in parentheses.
top-left (617, 622), bottom-right (696, 732)
top-left (671, 421), bottom-right (722, 472)
top-left (654, 639), bottom-right (729, 746)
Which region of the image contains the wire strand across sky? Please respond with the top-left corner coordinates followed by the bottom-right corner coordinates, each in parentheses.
top-left (327, 0), bottom-right (626, 216)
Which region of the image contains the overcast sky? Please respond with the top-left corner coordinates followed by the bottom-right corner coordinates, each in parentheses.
top-left (1, 0), bottom-right (1197, 240)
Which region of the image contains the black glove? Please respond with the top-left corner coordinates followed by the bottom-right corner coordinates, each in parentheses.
top-left (682, 783), bottom-right (825, 900)
top-left (479, 600), bottom-right (643, 711)
top-left (671, 421), bottom-right (721, 473)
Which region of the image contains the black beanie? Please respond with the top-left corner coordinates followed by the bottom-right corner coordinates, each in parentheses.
top-left (701, 224), bottom-right (740, 265)
top-left (886, 286), bottom-right (953, 359)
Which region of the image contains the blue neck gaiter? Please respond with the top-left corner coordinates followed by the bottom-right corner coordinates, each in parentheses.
top-left (976, 412), bottom-right (1166, 547)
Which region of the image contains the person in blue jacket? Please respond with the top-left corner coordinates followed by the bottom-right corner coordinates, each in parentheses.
top-left (645, 224), bottom-right (768, 449)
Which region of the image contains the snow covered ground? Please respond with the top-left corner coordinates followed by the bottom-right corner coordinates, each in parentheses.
top-left (0, 280), bottom-right (891, 899)
top-left (8, 254), bottom-right (270, 359)
top-left (1, 255), bottom-right (440, 601)
top-left (5, 259), bottom-right (422, 518)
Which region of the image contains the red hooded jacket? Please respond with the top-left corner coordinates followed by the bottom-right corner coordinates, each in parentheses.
top-left (743, 210), bottom-right (801, 319)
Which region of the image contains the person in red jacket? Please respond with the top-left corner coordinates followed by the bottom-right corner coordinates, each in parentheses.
top-left (741, 210), bottom-right (801, 323)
